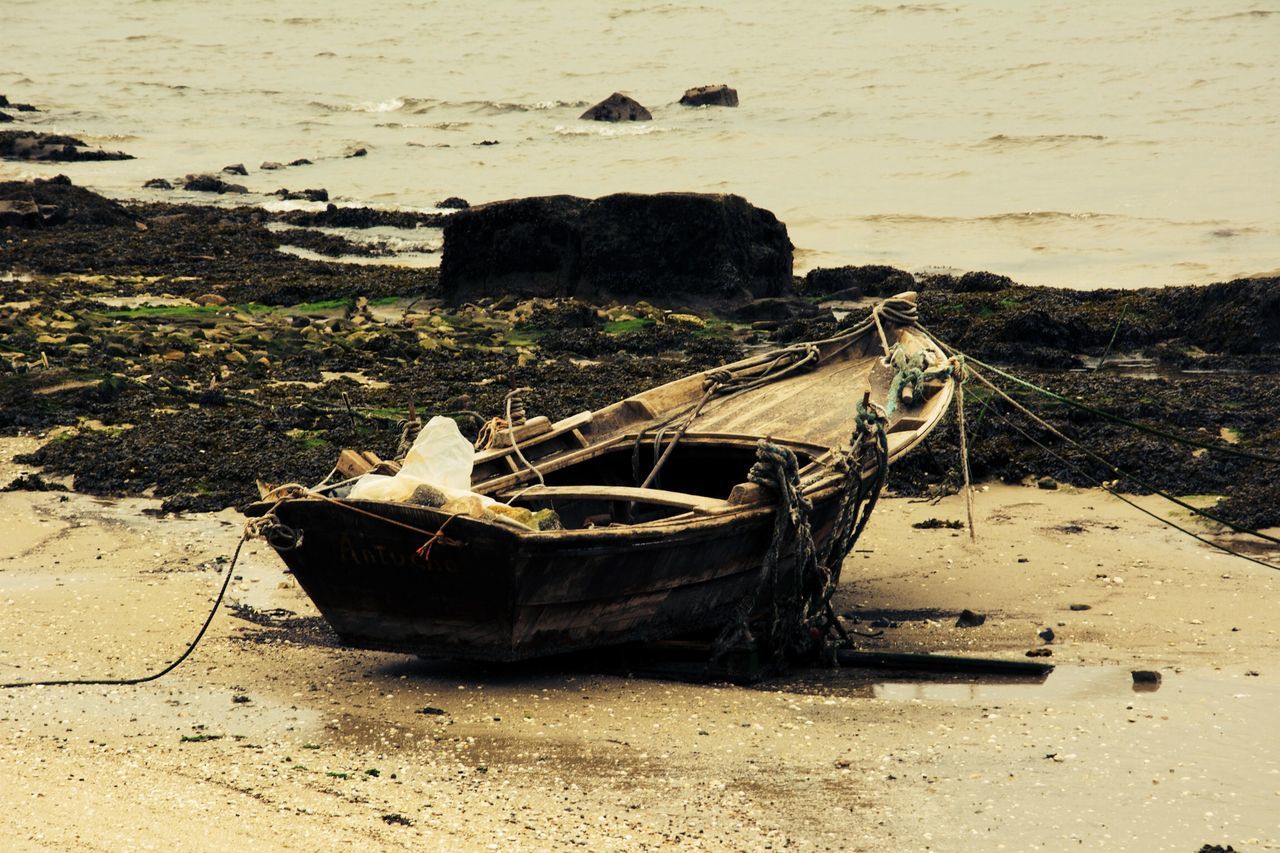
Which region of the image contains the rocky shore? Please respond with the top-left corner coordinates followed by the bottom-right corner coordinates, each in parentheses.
top-left (3, 157), bottom-right (1278, 852)
top-left (2, 176), bottom-right (1277, 532)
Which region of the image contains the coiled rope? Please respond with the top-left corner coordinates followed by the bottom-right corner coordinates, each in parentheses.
top-left (713, 399), bottom-right (890, 664)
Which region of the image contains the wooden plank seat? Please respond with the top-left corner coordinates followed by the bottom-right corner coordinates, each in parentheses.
top-left (474, 410), bottom-right (595, 464)
top-left (508, 484), bottom-right (736, 516)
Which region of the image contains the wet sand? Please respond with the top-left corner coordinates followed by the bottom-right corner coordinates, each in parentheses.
top-left (2, 437), bottom-right (1277, 851)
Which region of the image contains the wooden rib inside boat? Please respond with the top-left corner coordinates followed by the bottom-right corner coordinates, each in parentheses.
top-left (247, 293), bottom-right (955, 661)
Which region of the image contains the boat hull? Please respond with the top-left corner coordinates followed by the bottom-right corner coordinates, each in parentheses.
top-left (265, 490), bottom-right (845, 661)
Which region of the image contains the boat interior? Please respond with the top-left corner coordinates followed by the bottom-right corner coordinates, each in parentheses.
top-left (493, 437), bottom-right (822, 528)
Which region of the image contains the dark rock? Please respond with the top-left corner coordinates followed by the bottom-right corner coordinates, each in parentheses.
top-left (954, 609), bottom-right (986, 628)
top-left (803, 265), bottom-right (915, 298)
top-left (273, 187), bottom-right (329, 203)
top-left (2, 472), bottom-right (69, 492)
top-left (0, 130), bottom-right (133, 162)
top-left (418, 706), bottom-right (447, 716)
top-left (580, 92), bottom-right (652, 122)
top-left (1131, 670), bottom-right (1162, 684)
top-left (680, 84), bottom-right (739, 107)
top-left (1038, 627), bottom-right (1055, 643)
top-left (436, 197), bottom-right (470, 210)
top-left (143, 178), bottom-right (174, 190)
top-left (381, 814), bottom-right (413, 827)
top-left (288, 158), bottom-right (313, 166)
top-left (182, 174), bottom-right (247, 194)
top-left (0, 112), bottom-right (13, 124)
top-left (346, 147), bottom-right (367, 158)
top-left (273, 203), bottom-right (446, 229)
top-left (952, 270), bottom-right (1016, 293)
top-left (1025, 648), bottom-right (1053, 657)
top-left (1069, 603), bottom-right (1091, 611)
top-left (0, 175), bottom-right (137, 227)
top-left (473, 139), bottom-right (499, 146)
top-left (726, 297), bottom-right (823, 322)
top-left (911, 517), bottom-right (965, 530)
top-left (0, 96), bottom-right (38, 112)
top-left (197, 388), bottom-right (227, 406)
top-left (0, 199), bottom-right (44, 228)
top-left (1037, 476), bottom-right (1059, 490)
top-left (222, 163), bottom-right (248, 175)
top-left (1161, 277), bottom-right (1280, 356)
top-left (441, 192), bottom-right (793, 306)
top-left (260, 161), bottom-right (284, 170)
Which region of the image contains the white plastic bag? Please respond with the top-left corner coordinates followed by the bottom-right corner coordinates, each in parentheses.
top-left (348, 415), bottom-right (492, 505)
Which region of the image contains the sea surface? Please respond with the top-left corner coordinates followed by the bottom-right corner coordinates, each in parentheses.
top-left (2, 0), bottom-right (1277, 288)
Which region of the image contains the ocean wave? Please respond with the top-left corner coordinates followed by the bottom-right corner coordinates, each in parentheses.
top-left (349, 97), bottom-right (405, 113)
top-left (551, 123), bottom-right (672, 138)
top-left (1201, 9), bottom-right (1276, 21)
top-left (852, 3), bottom-right (953, 15)
top-left (608, 4), bottom-right (721, 19)
top-left (979, 133), bottom-right (1108, 148)
top-left (460, 99), bottom-right (589, 115)
top-left (857, 211), bottom-right (1121, 226)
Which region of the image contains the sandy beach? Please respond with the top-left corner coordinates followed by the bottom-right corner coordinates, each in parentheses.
top-left (4, 9), bottom-right (1278, 843)
top-left (3, 431), bottom-right (1276, 850)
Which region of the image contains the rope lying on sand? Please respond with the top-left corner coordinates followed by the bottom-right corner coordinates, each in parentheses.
top-left (2, 528), bottom-right (247, 689)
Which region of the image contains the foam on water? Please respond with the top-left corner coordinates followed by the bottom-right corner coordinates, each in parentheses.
top-left (2, 0), bottom-right (1277, 287)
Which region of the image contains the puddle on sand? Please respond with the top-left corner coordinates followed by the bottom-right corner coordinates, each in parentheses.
top-left (781, 664), bottom-right (1277, 705)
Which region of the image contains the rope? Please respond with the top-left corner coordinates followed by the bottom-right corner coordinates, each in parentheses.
top-left (986, 403), bottom-right (1280, 573)
top-left (953, 356), bottom-right (977, 542)
top-left (871, 303), bottom-right (893, 358)
top-left (1095, 304), bottom-right (1128, 371)
top-left (2, 528), bottom-right (247, 689)
top-left (967, 364), bottom-right (1280, 548)
top-left (918, 332), bottom-right (1280, 547)
top-left (929, 340), bottom-right (1280, 466)
top-left (712, 402), bottom-right (891, 665)
top-left (394, 416), bottom-right (422, 460)
top-left (631, 345), bottom-right (822, 490)
top-left (504, 387), bottom-right (545, 488)
top-left (474, 416), bottom-right (510, 451)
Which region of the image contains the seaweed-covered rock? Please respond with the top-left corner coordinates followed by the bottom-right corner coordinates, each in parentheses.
top-left (802, 265), bottom-right (915, 298)
top-left (0, 130), bottom-right (133, 162)
top-left (183, 174), bottom-right (248, 194)
top-left (440, 192), bottom-right (793, 306)
top-left (1162, 276), bottom-right (1280, 355)
top-left (952, 270), bottom-right (1017, 293)
top-left (580, 93), bottom-right (652, 122)
top-left (0, 175), bottom-right (137, 228)
top-left (273, 187), bottom-right (329, 202)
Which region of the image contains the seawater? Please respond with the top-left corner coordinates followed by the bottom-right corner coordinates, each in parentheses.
top-left (2, 0), bottom-right (1277, 288)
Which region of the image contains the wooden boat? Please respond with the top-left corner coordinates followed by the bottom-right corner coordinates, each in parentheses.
top-left (247, 293), bottom-right (955, 661)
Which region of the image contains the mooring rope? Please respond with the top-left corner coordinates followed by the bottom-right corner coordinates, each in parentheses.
top-left (934, 340), bottom-right (1280, 466)
top-left (2, 526), bottom-right (249, 689)
top-left (911, 328), bottom-right (1280, 569)
top-left (985, 403), bottom-right (1280, 572)
top-left (952, 355), bottom-right (977, 542)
